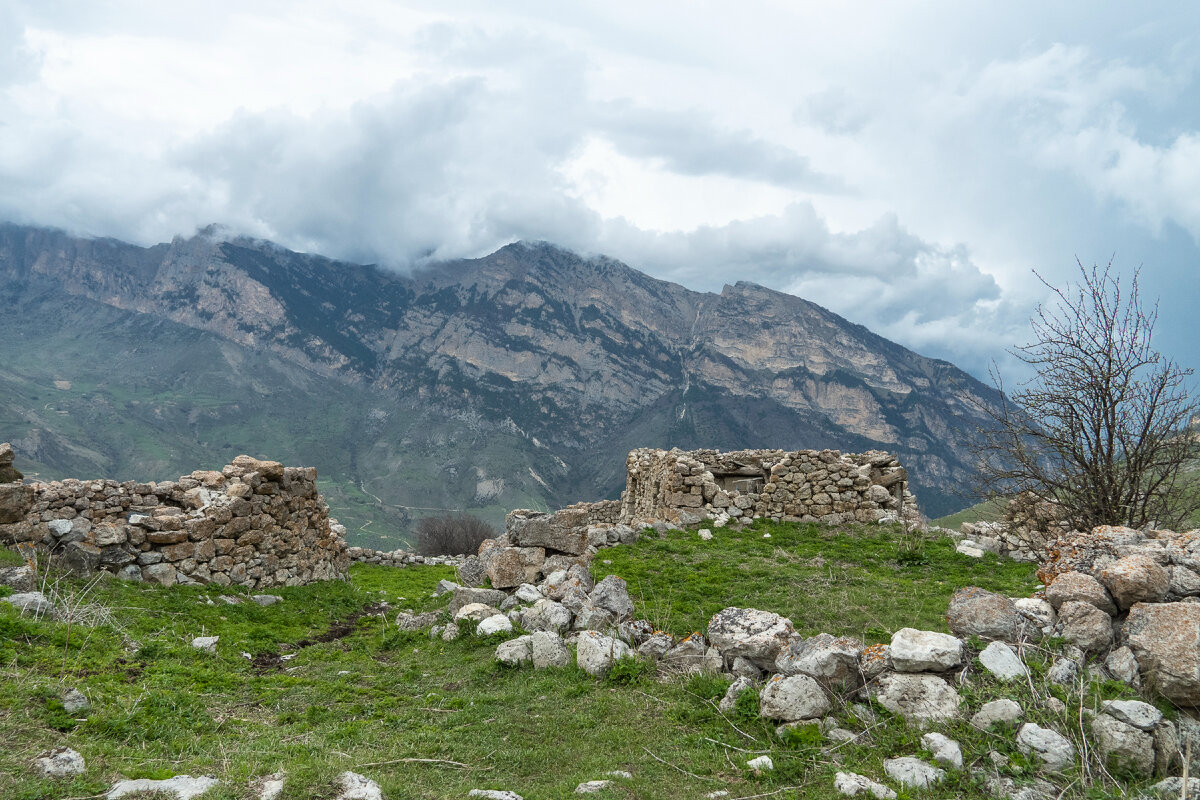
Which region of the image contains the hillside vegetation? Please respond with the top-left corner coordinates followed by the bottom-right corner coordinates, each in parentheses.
top-left (4, 522), bottom-right (1160, 800)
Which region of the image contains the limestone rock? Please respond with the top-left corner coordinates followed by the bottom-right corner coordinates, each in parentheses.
top-left (495, 635), bottom-right (533, 666)
top-left (531, 630), bottom-right (571, 668)
top-left (1098, 554), bottom-right (1169, 610)
top-left (1, 591), bottom-right (54, 617)
top-left (574, 780), bottom-right (611, 794)
top-left (61, 687), bottom-right (90, 714)
top-left (33, 746), bottom-right (85, 778)
top-left (468, 792), bottom-right (525, 800)
top-left (192, 635), bottom-right (219, 653)
top-left (0, 565), bottom-right (35, 592)
top-left (1101, 699), bottom-right (1162, 731)
top-left (746, 755), bottom-right (773, 773)
top-left (774, 633), bottom-right (863, 692)
top-left (971, 698), bottom-right (1023, 729)
top-left (106, 775), bottom-right (222, 799)
top-left (873, 673), bottom-right (960, 724)
top-left (476, 614), bottom-right (513, 636)
top-left (719, 676), bottom-right (754, 713)
top-left (521, 598), bottom-right (573, 635)
top-left (1016, 723), bottom-right (1074, 772)
top-left (833, 772), bottom-right (896, 799)
top-left (888, 628), bottom-right (962, 672)
top-left (335, 771), bottom-right (384, 800)
top-left (449, 588), bottom-right (507, 615)
top-left (921, 732), bottom-right (963, 769)
top-left (455, 602), bottom-right (500, 623)
top-left (1045, 571), bottom-right (1117, 615)
top-left (1013, 597), bottom-right (1056, 641)
top-left (508, 511), bottom-right (587, 555)
top-left (1056, 600), bottom-right (1113, 652)
top-left (589, 575), bottom-right (634, 621)
top-left (637, 632), bottom-right (674, 660)
top-left (1146, 778), bottom-right (1200, 799)
top-left (1125, 601), bottom-right (1200, 705)
top-left (1091, 714), bottom-right (1155, 777)
top-left (708, 607), bottom-right (795, 662)
top-left (883, 756), bottom-right (944, 788)
top-left (0, 481), bottom-right (33, 523)
top-left (979, 641), bottom-right (1028, 680)
top-left (1047, 657), bottom-right (1079, 686)
top-left (576, 630), bottom-right (634, 677)
top-left (1104, 646), bottom-right (1141, 688)
top-left (759, 674), bottom-right (830, 721)
top-left (946, 587), bottom-right (1019, 641)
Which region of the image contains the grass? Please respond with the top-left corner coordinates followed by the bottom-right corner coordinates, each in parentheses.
top-left (933, 497), bottom-right (1008, 530)
top-left (0, 521), bottom-right (1159, 799)
top-left (593, 519), bottom-right (1039, 643)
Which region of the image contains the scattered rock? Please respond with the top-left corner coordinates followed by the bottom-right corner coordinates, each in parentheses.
top-left (873, 673), bottom-right (960, 724)
top-left (1090, 713), bottom-right (1154, 777)
top-left (455, 603), bottom-right (500, 623)
top-left (971, 698), bottom-right (1023, 730)
top-left (495, 635), bottom-right (533, 666)
top-left (335, 771), bottom-right (383, 800)
top-left (833, 771), bottom-right (896, 799)
top-left (1098, 554), bottom-right (1169, 610)
top-left (395, 610), bottom-right (439, 630)
top-left (1016, 723), bottom-right (1075, 772)
top-left (476, 614), bottom-right (513, 636)
top-left (1056, 600), bottom-right (1113, 652)
top-left (106, 775), bottom-right (222, 799)
top-left (576, 630), bottom-right (634, 677)
top-left (1104, 646), bottom-right (1141, 688)
top-left (921, 732), bottom-right (963, 769)
top-left (1046, 657), bottom-right (1079, 686)
top-left (1146, 777), bottom-right (1200, 798)
top-left (888, 628), bottom-right (962, 672)
top-left (1, 591), bottom-right (54, 617)
top-left (1101, 699), bottom-right (1162, 731)
top-left (251, 595), bottom-right (282, 607)
top-left (946, 587), bottom-right (1019, 641)
top-left (252, 772), bottom-right (285, 800)
top-left (522, 598), bottom-right (573, 635)
top-left (707, 607), bottom-right (794, 663)
top-left (883, 756), bottom-right (944, 788)
top-left (758, 674), bottom-right (830, 721)
top-left (33, 746), bottom-right (85, 778)
top-left (574, 780), bottom-right (611, 793)
top-left (774, 633), bottom-right (863, 691)
top-left (979, 641), bottom-right (1028, 680)
top-left (191, 635), bottom-right (219, 653)
top-left (746, 755), bottom-right (773, 773)
top-left (0, 565), bottom-right (35, 592)
top-left (698, 529), bottom-right (713, 541)
top-left (1045, 571), bottom-right (1117, 615)
top-left (531, 630), bottom-right (571, 668)
top-left (61, 687), bottom-right (90, 714)
top-left (468, 791), bottom-right (524, 800)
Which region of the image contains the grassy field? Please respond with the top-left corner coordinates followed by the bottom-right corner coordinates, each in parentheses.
top-left (0, 523), bottom-right (1158, 800)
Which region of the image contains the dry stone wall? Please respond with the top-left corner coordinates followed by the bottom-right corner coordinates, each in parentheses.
top-left (0, 448), bottom-right (349, 589)
top-left (621, 447), bottom-right (917, 527)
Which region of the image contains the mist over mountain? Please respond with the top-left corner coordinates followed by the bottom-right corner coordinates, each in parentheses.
top-left (0, 222), bottom-right (1002, 542)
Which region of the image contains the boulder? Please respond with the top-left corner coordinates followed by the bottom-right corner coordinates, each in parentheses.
top-left (1016, 723), bottom-right (1074, 772)
top-left (449, 587), bottom-right (507, 615)
top-left (971, 698), bottom-right (1023, 730)
top-left (1013, 597), bottom-right (1056, 641)
top-left (1125, 601), bottom-right (1200, 705)
top-left (1098, 555), bottom-right (1169, 610)
top-left (888, 628), bottom-right (962, 672)
top-left (883, 756), bottom-right (944, 788)
top-left (921, 732), bottom-right (963, 769)
top-left (589, 575), bottom-right (635, 621)
top-left (1091, 714), bottom-right (1155, 777)
top-left (1105, 646), bottom-right (1141, 688)
top-left (522, 599), bottom-right (573, 635)
top-left (774, 633), bottom-right (863, 692)
top-left (979, 641), bottom-right (1028, 681)
top-left (105, 775), bottom-right (222, 798)
top-left (661, 634), bottom-right (719, 673)
top-left (708, 607), bottom-right (795, 662)
top-left (33, 746), bottom-right (85, 778)
top-left (0, 481), bottom-right (33, 524)
top-left (946, 587), bottom-right (1019, 641)
top-left (873, 673), bottom-right (960, 724)
top-left (572, 605), bottom-right (615, 632)
top-left (0, 565), bottom-right (35, 592)
top-left (395, 611), bottom-right (439, 631)
top-left (637, 632), bottom-right (674, 660)
top-left (718, 676), bottom-right (754, 712)
top-left (476, 614), bottom-right (513, 636)
top-left (1, 591), bottom-right (54, 617)
top-left (495, 635), bottom-right (533, 666)
top-left (758, 674), bottom-right (830, 721)
top-left (1045, 571), bottom-right (1117, 615)
top-left (485, 548), bottom-right (528, 590)
top-left (576, 630), bottom-right (634, 677)
top-left (833, 772), bottom-right (896, 799)
top-left (455, 603), bottom-right (501, 623)
top-left (530, 630), bottom-right (571, 668)
top-left (61, 687), bottom-right (90, 714)
top-left (507, 511), bottom-right (587, 555)
top-left (1056, 600), bottom-right (1113, 652)
top-left (1101, 699), bottom-right (1162, 731)
top-left (1047, 657), bottom-right (1079, 686)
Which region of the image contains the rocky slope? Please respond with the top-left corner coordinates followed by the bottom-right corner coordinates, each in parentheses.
top-left (0, 222), bottom-right (1003, 531)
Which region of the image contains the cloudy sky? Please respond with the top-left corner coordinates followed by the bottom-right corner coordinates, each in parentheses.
top-left (2, 1), bottom-right (1198, 380)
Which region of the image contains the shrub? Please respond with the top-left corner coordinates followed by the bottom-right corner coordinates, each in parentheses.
top-left (414, 514), bottom-right (496, 556)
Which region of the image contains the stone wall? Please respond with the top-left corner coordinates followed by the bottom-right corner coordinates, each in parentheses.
top-left (621, 447), bottom-right (917, 527)
top-left (0, 450), bottom-right (349, 589)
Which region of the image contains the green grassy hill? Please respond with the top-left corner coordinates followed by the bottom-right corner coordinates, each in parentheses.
top-left (3, 521), bottom-right (1157, 799)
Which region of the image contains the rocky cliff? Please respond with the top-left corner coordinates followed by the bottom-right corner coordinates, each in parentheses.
top-left (0, 223), bottom-right (1003, 528)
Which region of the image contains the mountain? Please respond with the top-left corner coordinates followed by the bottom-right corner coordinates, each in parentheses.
top-left (0, 222), bottom-right (1002, 542)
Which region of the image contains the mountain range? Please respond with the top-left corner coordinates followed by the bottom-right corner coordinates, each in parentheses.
top-left (0, 222), bottom-right (1003, 545)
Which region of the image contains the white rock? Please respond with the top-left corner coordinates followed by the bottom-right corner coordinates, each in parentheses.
top-left (956, 542), bottom-right (985, 558)
top-left (1016, 723), bottom-right (1075, 772)
top-left (33, 746), bottom-right (85, 778)
top-left (921, 732), bottom-right (963, 769)
top-left (576, 630), bottom-right (634, 677)
top-left (335, 771), bottom-right (383, 800)
top-left (191, 636), bottom-right (219, 653)
top-left (468, 791), bottom-right (524, 800)
top-left (1046, 657), bottom-right (1079, 685)
top-left (495, 635), bottom-right (533, 666)
top-left (514, 584), bottom-right (543, 604)
top-left (2, 591), bottom-right (54, 617)
top-left (759, 674), bottom-right (831, 721)
top-left (698, 529), bottom-right (713, 540)
top-left (61, 687), bottom-right (90, 713)
top-left (746, 755), bottom-right (773, 772)
top-left (253, 772), bottom-right (285, 800)
top-left (531, 630), bottom-right (571, 668)
top-left (971, 698), bottom-right (1023, 729)
top-left (1101, 699), bottom-right (1163, 731)
top-left (889, 628), bottom-right (963, 672)
top-left (604, 771), bottom-right (633, 779)
top-left (455, 602), bottom-right (499, 623)
top-left (873, 673), bottom-right (961, 724)
top-left (979, 641), bottom-right (1028, 680)
top-left (707, 607), bottom-right (795, 662)
top-left (107, 775), bottom-right (222, 799)
top-left (476, 614), bottom-right (513, 636)
top-left (251, 594), bottom-right (282, 606)
top-left (833, 771), bottom-right (897, 799)
top-left (575, 780), bottom-right (611, 793)
top-left (883, 756), bottom-right (945, 788)
top-left (719, 676), bottom-right (754, 713)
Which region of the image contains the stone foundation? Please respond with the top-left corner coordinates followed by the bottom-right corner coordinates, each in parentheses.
top-left (0, 450), bottom-right (349, 589)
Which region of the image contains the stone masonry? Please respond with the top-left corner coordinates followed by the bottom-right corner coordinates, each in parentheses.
top-left (0, 447), bottom-right (349, 589)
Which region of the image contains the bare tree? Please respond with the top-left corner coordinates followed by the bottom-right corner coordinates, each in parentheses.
top-left (974, 260), bottom-right (1200, 530)
top-left (415, 513), bottom-right (497, 556)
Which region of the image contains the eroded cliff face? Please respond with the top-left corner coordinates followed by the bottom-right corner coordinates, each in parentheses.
top-left (0, 224), bottom-right (1001, 516)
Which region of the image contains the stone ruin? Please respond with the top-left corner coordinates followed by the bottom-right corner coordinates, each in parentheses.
top-left (621, 447), bottom-right (918, 527)
top-left (0, 444), bottom-right (349, 589)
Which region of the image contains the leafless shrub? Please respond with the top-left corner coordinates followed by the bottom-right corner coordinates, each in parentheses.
top-left (415, 514), bottom-right (496, 556)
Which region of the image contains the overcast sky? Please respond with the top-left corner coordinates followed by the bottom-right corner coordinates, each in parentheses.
top-left (2, 1), bottom-right (1198, 381)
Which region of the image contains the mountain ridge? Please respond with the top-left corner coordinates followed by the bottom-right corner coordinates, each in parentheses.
top-left (0, 222), bottom-right (1002, 532)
